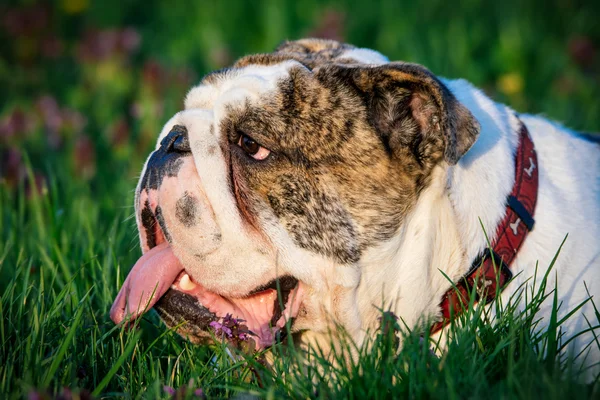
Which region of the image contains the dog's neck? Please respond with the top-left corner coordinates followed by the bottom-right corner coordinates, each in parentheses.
top-left (357, 79), bottom-right (522, 332)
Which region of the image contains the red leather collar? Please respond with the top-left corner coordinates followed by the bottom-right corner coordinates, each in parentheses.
top-left (431, 121), bottom-right (539, 334)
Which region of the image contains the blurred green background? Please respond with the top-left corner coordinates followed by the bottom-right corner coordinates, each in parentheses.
top-left (0, 1), bottom-right (599, 396)
top-left (1, 0), bottom-right (599, 204)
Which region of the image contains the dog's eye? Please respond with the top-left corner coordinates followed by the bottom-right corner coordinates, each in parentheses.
top-left (237, 133), bottom-right (270, 160)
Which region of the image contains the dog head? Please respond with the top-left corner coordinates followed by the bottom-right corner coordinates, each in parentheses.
top-left (110, 39), bottom-right (480, 350)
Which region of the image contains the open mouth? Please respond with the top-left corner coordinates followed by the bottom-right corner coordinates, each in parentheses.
top-left (110, 199), bottom-right (303, 350)
top-left (155, 272), bottom-right (301, 349)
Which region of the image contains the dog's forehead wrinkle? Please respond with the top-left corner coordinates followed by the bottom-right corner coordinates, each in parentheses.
top-left (274, 39), bottom-right (391, 69)
top-left (186, 60), bottom-right (305, 112)
top-left (187, 46), bottom-right (393, 118)
top-left (234, 42), bottom-right (365, 71)
top-left (185, 84), bottom-right (218, 110)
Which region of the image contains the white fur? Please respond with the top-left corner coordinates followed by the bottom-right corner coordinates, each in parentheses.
top-left (184, 60), bottom-right (306, 110)
top-left (339, 48), bottom-right (389, 65)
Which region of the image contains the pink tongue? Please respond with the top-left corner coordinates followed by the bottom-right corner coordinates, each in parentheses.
top-left (110, 242), bottom-right (184, 324)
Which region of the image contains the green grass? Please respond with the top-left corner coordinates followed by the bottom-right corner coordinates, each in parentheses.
top-left (1, 0), bottom-right (600, 398)
top-left (1, 178), bottom-right (599, 398)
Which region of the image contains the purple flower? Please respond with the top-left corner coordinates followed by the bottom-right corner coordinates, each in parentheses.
top-left (27, 391), bottom-right (43, 400)
top-left (76, 28), bottom-right (140, 61)
top-left (0, 148), bottom-right (24, 185)
top-left (210, 314), bottom-right (255, 344)
top-left (73, 135), bottom-right (97, 180)
top-left (210, 320), bottom-right (232, 337)
top-left (222, 314), bottom-right (238, 328)
top-left (163, 385), bottom-right (176, 395)
top-left (36, 95), bottom-right (62, 133)
top-left (119, 28), bottom-right (141, 53)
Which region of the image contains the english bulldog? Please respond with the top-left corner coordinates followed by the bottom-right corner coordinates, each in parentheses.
top-left (111, 39), bottom-right (600, 374)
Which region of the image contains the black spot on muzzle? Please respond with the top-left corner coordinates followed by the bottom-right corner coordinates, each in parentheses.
top-left (175, 192), bottom-right (200, 227)
top-left (141, 125), bottom-right (191, 190)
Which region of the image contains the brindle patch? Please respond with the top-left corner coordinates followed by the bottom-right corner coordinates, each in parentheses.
top-left (175, 192), bottom-right (200, 228)
top-left (219, 67), bottom-right (411, 261)
top-left (267, 173), bottom-right (361, 263)
top-left (201, 39), bottom-right (479, 264)
top-left (276, 38), bottom-right (352, 53)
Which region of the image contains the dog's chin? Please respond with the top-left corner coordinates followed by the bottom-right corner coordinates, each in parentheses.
top-left (111, 212), bottom-right (304, 351)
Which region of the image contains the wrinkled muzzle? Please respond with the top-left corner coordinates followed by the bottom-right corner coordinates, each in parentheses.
top-left (110, 110), bottom-right (304, 350)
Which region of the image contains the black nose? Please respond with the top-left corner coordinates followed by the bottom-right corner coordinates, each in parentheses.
top-left (141, 125), bottom-right (191, 190)
top-left (160, 125), bottom-right (190, 153)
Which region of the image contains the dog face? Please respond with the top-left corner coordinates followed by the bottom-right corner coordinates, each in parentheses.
top-left (110, 39), bottom-right (480, 350)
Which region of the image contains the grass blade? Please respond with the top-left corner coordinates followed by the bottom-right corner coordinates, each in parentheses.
top-left (41, 306), bottom-right (84, 388)
top-left (92, 330), bottom-right (141, 396)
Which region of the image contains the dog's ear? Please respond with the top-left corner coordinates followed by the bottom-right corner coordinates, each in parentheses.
top-left (317, 63), bottom-right (480, 166)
